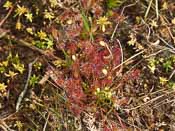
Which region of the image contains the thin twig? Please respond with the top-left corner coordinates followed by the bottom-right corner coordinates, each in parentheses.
top-left (115, 39), bottom-right (124, 75)
top-left (157, 35), bottom-right (175, 51)
top-left (161, 15), bottom-right (175, 44)
top-left (43, 113), bottom-right (50, 131)
top-left (110, 1), bottom-right (138, 40)
top-left (169, 69), bottom-right (175, 80)
top-left (1, 34), bottom-right (62, 60)
top-left (0, 7), bottom-right (13, 27)
top-left (0, 29), bottom-right (9, 38)
top-left (103, 41), bottom-right (113, 60)
top-left (166, 26), bottom-right (175, 44)
top-left (144, 48), bottom-right (168, 58)
top-left (0, 121), bottom-right (15, 131)
top-left (112, 50), bottom-right (144, 71)
top-left (155, 0), bottom-right (159, 20)
top-left (123, 90), bottom-right (175, 111)
top-left (152, 98), bottom-right (169, 109)
top-left (142, 88), bottom-right (167, 99)
top-left (141, 18), bottom-right (151, 41)
top-left (16, 58), bottom-right (38, 111)
top-left (0, 124), bottom-right (8, 131)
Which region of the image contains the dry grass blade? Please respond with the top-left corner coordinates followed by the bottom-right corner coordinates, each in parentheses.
top-left (144, 0), bottom-right (153, 19)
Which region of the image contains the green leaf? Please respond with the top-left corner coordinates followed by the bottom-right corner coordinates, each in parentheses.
top-left (81, 12), bottom-right (94, 41)
top-left (107, 0), bottom-right (125, 9)
top-left (81, 12), bottom-right (90, 32)
top-left (61, 49), bottom-right (72, 67)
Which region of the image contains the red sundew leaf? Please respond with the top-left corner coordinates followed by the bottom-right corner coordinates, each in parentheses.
top-left (80, 52), bottom-right (106, 79)
top-left (91, 2), bottom-right (104, 17)
top-left (45, 67), bottom-right (66, 87)
top-left (129, 69), bottom-right (141, 80)
top-left (50, 38), bottom-right (123, 115)
top-left (123, 69), bottom-right (141, 81)
top-left (98, 49), bottom-right (111, 64)
top-left (55, 77), bottom-right (65, 87)
top-left (80, 0), bottom-right (95, 10)
top-left (112, 47), bottom-right (121, 67)
top-left (80, 63), bottom-right (94, 78)
top-left (65, 78), bottom-right (86, 102)
top-left (90, 51), bottom-right (110, 78)
top-left (65, 78), bottom-right (86, 116)
top-left (80, 40), bottom-right (96, 57)
top-left (56, 42), bottom-right (66, 50)
top-left (100, 75), bottom-right (113, 87)
top-left (59, 10), bottom-right (80, 23)
top-left (80, 41), bottom-right (116, 86)
top-left (69, 102), bottom-right (85, 117)
top-left (114, 112), bottom-right (126, 129)
top-left (66, 25), bottom-right (82, 38)
top-left (66, 42), bottom-right (78, 55)
top-left (104, 126), bottom-right (112, 131)
top-left (91, 78), bottom-right (101, 89)
top-left (112, 12), bottom-right (125, 24)
top-left (116, 97), bottom-right (129, 106)
top-left (71, 60), bottom-right (80, 78)
top-left (79, 41), bottom-right (108, 78)
top-left (91, 63), bottom-right (103, 78)
top-left (111, 122), bottom-right (119, 131)
top-left (80, 0), bottom-right (103, 16)
top-left (59, 11), bottom-right (83, 39)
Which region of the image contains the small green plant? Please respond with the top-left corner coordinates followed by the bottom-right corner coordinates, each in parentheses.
top-left (0, 61), bottom-right (8, 73)
top-left (97, 16), bottom-right (111, 32)
top-left (3, 1), bottom-right (13, 10)
top-left (33, 39), bottom-right (54, 49)
top-left (13, 63), bottom-right (25, 74)
top-left (49, 0), bottom-right (59, 8)
top-left (95, 87), bottom-right (114, 106)
top-left (0, 53), bottom-right (25, 75)
top-left (37, 30), bottom-right (47, 40)
top-left (29, 74), bottom-right (40, 87)
top-left (33, 62), bottom-right (42, 70)
top-left (168, 82), bottom-right (175, 90)
top-left (14, 5), bottom-right (28, 17)
top-left (26, 27), bottom-right (33, 35)
top-left (0, 66), bottom-right (5, 73)
top-left (147, 58), bottom-right (159, 73)
top-left (0, 82), bottom-right (8, 97)
top-left (32, 30), bottom-right (54, 49)
top-left (44, 10), bottom-right (55, 20)
top-left (25, 12), bottom-right (33, 22)
top-left (163, 59), bottom-right (173, 72)
top-left (5, 70), bottom-right (18, 79)
top-left (127, 33), bottom-right (137, 46)
top-left (14, 121), bottom-right (23, 131)
top-left (11, 54), bottom-right (25, 74)
top-left (0, 83), bottom-right (7, 92)
top-left (127, 33), bottom-right (144, 51)
top-left (159, 77), bottom-right (168, 85)
top-left (53, 59), bottom-right (66, 68)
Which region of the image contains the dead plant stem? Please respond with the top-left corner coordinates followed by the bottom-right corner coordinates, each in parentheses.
top-left (16, 58), bottom-right (38, 111)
